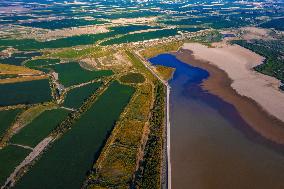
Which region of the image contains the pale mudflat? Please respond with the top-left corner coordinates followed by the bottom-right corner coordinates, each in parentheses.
top-left (182, 42), bottom-right (284, 123)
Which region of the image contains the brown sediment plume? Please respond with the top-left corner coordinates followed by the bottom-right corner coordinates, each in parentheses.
top-left (173, 49), bottom-right (284, 145)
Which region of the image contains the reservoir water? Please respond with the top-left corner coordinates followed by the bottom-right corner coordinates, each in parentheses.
top-left (149, 54), bottom-right (284, 189)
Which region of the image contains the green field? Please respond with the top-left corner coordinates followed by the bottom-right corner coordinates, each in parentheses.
top-left (51, 62), bottom-right (113, 87)
top-left (50, 47), bottom-right (100, 59)
top-left (259, 18), bottom-right (284, 31)
top-left (14, 81), bottom-right (135, 189)
top-left (0, 52), bottom-right (42, 66)
top-left (101, 29), bottom-right (178, 46)
top-left (10, 109), bottom-right (69, 147)
top-left (24, 59), bottom-right (61, 68)
top-left (0, 25), bottom-right (163, 51)
top-left (120, 73), bottom-right (145, 84)
top-left (0, 145), bottom-right (30, 186)
top-left (20, 18), bottom-right (106, 30)
top-left (0, 109), bottom-right (22, 138)
top-left (0, 79), bottom-right (52, 106)
top-left (0, 33), bottom-right (116, 51)
top-left (64, 82), bottom-right (102, 109)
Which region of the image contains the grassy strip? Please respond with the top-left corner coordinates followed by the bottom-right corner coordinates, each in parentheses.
top-left (85, 83), bottom-right (153, 188)
top-left (47, 46), bottom-right (116, 60)
top-left (0, 63), bottom-right (42, 75)
top-left (83, 50), bottom-right (158, 188)
top-left (49, 62), bottom-right (113, 87)
top-left (0, 109), bottom-right (22, 139)
top-left (125, 50), bottom-right (156, 82)
top-left (135, 82), bottom-right (165, 189)
top-left (155, 65), bottom-right (175, 81)
top-left (101, 29), bottom-right (178, 46)
top-left (24, 59), bottom-right (60, 68)
top-left (63, 82), bottom-right (102, 109)
top-left (140, 41), bottom-right (183, 59)
top-left (0, 79), bottom-right (52, 106)
top-left (0, 75), bottom-right (48, 84)
top-left (0, 103), bottom-right (57, 148)
top-left (10, 108), bottom-right (69, 147)
top-left (119, 73), bottom-right (145, 84)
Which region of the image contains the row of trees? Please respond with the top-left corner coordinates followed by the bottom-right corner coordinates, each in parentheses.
top-left (135, 82), bottom-right (166, 189)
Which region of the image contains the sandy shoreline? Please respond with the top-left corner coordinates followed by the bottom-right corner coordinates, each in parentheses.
top-left (173, 48), bottom-right (284, 145)
top-left (182, 43), bottom-right (284, 122)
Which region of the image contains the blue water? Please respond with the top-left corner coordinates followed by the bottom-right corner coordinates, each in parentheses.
top-left (150, 53), bottom-right (209, 85)
top-left (149, 54), bottom-right (284, 189)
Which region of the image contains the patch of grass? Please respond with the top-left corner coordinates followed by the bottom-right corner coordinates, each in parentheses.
top-left (64, 82), bottom-right (102, 109)
top-left (0, 109), bottom-right (22, 138)
top-left (14, 82), bottom-right (135, 189)
top-left (0, 52), bottom-right (42, 65)
top-left (101, 29), bottom-right (178, 46)
top-left (50, 47), bottom-right (100, 59)
top-left (259, 18), bottom-right (284, 31)
top-left (0, 104), bottom-right (57, 148)
top-left (187, 30), bottom-right (223, 45)
top-left (155, 65), bottom-right (175, 81)
top-left (125, 51), bottom-right (156, 82)
top-left (120, 73), bottom-right (145, 84)
top-left (24, 59), bottom-right (60, 68)
top-left (140, 41), bottom-right (183, 59)
top-left (10, 108), bottom-right (69, 147)
top-left (0, 33), bottom-right (116, 51)
top-left (20, 19), bottom-right (106, 30)
top-left (49, 46), bottom-right (116, 60)
top-left (50, 62), bottom-right (113, 87)
top-left (87, 83), bottom-right (153, 188)
top-left (17, 103), bottom-right (56, 126)
top-left (0, 145), bottom-right (30, 186)
top-left (0, 63), bottom-right (42, 75)
top-left (0, 79), bottom-right (52, 106)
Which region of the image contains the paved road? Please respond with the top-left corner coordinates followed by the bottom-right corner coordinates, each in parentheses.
top-left (134, 52), bottom-right (171, 189)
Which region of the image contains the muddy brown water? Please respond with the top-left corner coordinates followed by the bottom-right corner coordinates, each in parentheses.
top-left (149, 53), bottom-right (284, 189)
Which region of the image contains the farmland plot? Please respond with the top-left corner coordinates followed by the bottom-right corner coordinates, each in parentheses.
top-left (14, 82), bottom-right (135, 189)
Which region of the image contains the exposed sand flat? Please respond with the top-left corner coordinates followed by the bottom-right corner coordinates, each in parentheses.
top-left (24, 25), bottom-right (109, 41)
top-left (239, 27), bottom-right (273, 40)
top-left (128, 28), bottom-right (163, 35)
top-left (39, 25), bottom-right (108, 39)
top-left (0, 6), bottom-right (29, 13)
top-left (110, 17), bottom-right (157, 24)
top-left (0, 24), bottom-right (108, 41)
top-left (182, 42), bottom-right (284, 123)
